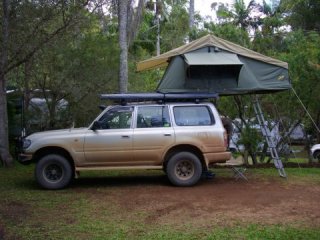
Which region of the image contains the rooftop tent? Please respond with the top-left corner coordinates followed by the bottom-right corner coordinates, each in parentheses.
top-left (136, 34), bottom-right (291, 95)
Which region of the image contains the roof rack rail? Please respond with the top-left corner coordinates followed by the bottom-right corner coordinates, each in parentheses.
top-left (100, 92), bottom-right (218, 105)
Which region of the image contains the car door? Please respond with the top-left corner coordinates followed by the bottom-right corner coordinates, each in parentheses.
top-left (133, 105), bottom-right (174, 165)
top-left (83, 106), bottom-right (134, 166)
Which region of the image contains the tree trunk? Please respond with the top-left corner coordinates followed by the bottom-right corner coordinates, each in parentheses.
top-left (23, 59), bottom-right (33, 130)
top-left (47, 94), bottom-right (57, 129)
top-left (155, 0), bottom-right (161, 56)
top-left (127, 0), bottom-right (144, 46)
top-left (259, 142), bottom-right (268, 163)
top-left (118, 0), bottom-right (128, 93)
top-left (316, 110), bottom-right (320, 143)
top-left (0, 76), bottom-right (13, 167)
top-left (189, 0), bottom-right (194, 29)
top-left (0, 0), bottom-right (13, 167)
top-left (249, 150), bottom-right (257, 165)
top-left (243, 150), bottom-right (249, 165)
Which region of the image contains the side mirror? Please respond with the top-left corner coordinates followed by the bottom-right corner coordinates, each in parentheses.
top-left (91, 121), bottom-right (101, 131)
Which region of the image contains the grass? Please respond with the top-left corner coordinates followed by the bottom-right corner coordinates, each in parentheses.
top-left (1, 163), bottom-right (320, 239)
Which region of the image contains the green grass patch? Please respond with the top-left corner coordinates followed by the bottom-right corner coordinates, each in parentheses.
top-left (140, 225), bottom-right (320, 240)
top-left (1, 163), bottom-right (320, 239)
top-left (247, 167), bottom-right (320, 184)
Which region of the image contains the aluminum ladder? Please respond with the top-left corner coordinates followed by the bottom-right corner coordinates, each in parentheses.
top-left (252, 96), bottom-right (287, 178)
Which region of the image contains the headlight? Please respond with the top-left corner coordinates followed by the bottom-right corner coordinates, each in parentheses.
top-left (22, 139), bottom-right (32, 149)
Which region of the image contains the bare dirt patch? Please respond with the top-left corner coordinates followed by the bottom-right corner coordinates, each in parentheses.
top-left (0, 201), bottom-right (30, 224)
top-left (0, 201), bottom-right (30, 240)
top-left (0, 221), bottom-right (5, 240)
top-left (75, 173), bottom-right (320, 229)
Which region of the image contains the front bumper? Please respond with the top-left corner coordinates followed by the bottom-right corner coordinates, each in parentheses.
top-left (16, 137), bottom-right (33, 165)
top-left (18, 153), bottom-right (33, 165)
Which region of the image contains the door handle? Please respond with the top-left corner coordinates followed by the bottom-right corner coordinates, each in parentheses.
top-left (121, 135), bottom-right (130, 138)
top-left (164, 133), bottom-right (172, 136)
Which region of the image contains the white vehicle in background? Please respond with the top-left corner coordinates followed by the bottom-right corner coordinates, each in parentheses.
top-left (228, 119), bottom-right (281, 153)
top-left (310, 144), bottom-right (320, 162)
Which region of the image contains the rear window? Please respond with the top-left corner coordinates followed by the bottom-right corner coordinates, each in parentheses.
top-left (173, 106), bottom-right (215, 126)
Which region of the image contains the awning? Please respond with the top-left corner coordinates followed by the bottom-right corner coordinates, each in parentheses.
top-left (183, 52), bottom-right (243, 66)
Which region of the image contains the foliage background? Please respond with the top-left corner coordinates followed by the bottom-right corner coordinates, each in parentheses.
top-left (2, 0), bottom-right (320, 156)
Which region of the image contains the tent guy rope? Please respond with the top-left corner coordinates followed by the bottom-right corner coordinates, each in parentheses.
top-left (291, 87), bottom-right (320, 134)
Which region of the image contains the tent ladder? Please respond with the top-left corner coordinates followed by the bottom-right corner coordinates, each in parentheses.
top-left (252, 95), bottom-right (287, 178)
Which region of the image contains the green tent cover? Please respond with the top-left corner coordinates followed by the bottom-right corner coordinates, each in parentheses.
top-left (137, 35), bottom-right (291, 95)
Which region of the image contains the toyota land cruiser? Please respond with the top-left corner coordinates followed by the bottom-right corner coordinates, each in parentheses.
top-left (19, 93), bottom-right (231, 189)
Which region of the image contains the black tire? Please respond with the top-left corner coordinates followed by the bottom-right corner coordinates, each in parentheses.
top-left (35, 154), bottom-right (73, 190)
top-left (313, 151), bottom-right (320, 162)
top-left (166, 152), bottom-right (202, 187)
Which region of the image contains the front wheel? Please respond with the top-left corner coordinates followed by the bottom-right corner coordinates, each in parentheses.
top-left (313, 151), bottom-right (320, 162)
top-left (35, 154), bottom-right (73, 190)
top-left (166, 152), bottom-right (202, 187)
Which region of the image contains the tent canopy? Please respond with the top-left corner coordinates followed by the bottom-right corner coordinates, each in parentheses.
top-left (136, 34), bottom-right (291, 95)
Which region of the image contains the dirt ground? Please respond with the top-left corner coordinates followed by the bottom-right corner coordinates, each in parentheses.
top-left (73, 171), bottom-right (320, 229)
top-left (1, 169), bottom-right (320, 240)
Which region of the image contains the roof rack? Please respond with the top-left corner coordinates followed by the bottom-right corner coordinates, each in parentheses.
top-left (100, 92), bottom-right (218, 105)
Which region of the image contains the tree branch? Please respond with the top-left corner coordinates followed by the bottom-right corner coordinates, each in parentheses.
top-left (5, 1), bottom-right (90, 75)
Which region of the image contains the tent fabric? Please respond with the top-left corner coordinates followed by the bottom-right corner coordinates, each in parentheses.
top-left (183, 51), bottom-right (243, 66)
top-left (157, 50), bottom-right (290, 95)
top-left (136, 34), bottom-right (288, 71)
top-left (136, 34), bottom-right (291, 95)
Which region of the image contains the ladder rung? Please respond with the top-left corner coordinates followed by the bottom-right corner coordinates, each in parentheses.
top-left (252, 95), bottom-right (286, 178)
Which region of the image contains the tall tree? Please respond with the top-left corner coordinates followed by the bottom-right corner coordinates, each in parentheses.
top-left (127, 0), bottom-right (144, 46)
top-left (160, 1), bottom-right (189, 51)
top-left (280, 0), bottom-right (320, 31)
top-left (188, 0), bottom-right (195, 41)
top-left (118, 0), bottom-right (129, 93)
top-left (0, 1), bottom-right (90, 166)
top-left (189, 0), bottom-right (194, 29)
top-left (215, 0), bottom-right (258, 30)
top-left (280, 31), bottom-right (320, 142)
top-left (0, 0), bottom-right (13, 166)
top-left (117, 0), bottom-right (144, 93)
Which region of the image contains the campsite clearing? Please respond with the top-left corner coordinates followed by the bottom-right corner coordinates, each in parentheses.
top-left (1, 165), bottom-right (320, 239)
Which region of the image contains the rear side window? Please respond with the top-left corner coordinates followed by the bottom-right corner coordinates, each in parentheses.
top-left (136, 106), bottom-right (171, 128)
top-left (173, 106), bottom-right (215, 126)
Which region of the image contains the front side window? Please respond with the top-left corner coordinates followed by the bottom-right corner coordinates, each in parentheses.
top-left (98, 106), bottom-right (133, 129)
top-left (173, 106), bottom-right (214, 126)
top-left (136, 106), bottom-right (171, 128)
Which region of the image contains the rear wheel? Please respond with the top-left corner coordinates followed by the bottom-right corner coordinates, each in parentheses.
top-left (166, 152), bottom-right (202, 186)
top-left (35, 154), bottom-right (73, 190)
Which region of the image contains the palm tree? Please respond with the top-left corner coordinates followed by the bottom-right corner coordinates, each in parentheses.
top-left (233, 0), bottom-right (255, 29)
top-left (215, 0), bottom-right (255, 30)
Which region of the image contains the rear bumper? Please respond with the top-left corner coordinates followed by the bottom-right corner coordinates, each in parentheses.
top-left (204, 152), bottom-right (231, 165)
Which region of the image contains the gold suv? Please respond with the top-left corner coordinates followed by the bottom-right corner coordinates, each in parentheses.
top-left (19, 95), bottom-right (231, 189)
